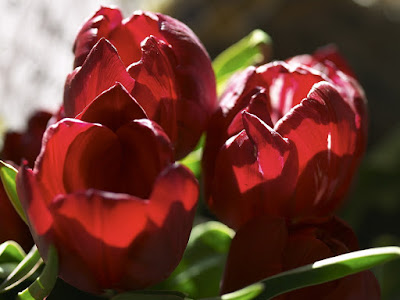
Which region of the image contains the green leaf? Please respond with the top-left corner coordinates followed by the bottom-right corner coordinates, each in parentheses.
top-left (0, 246), bottom-right (43, 292)
top-left (17, 245), bottom-right (58, 300)
top-left (154, 222), bottom-right (234, 298)
top-left (0, 263), bottom-right (20, 280)
top-left (179, 135), bottom-right (205, 178)
top-left (0, 160), bottom-right (27, 224)
top-left (0, 241), bottom-right (26, 282)
top-left (219, 283), bottom-right (264, 300)
top-left (212, 29), bottom-right (272, 95)
top-left (112, 290), bottom-right (192, 300)
top-left (208, 246), bottom-right (400, 300)
top-left (0, 241), bottom-right (26, 265)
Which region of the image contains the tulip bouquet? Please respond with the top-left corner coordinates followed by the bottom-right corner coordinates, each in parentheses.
top-left (0, 6), bottom-right (399, 300)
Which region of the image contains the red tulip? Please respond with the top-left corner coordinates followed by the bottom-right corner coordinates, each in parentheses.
top-left (0, 111), bottom-right (51, 251)
top-left (1, 111), bottom-right (52, 168)
top-left (16, 84), bottom-right (198, 293)
top-left (286, 45), bottom-right (357, 79)
top-left (0, 182), bottom-right (32, 251)
top-left (221, 216), bottom-right (380, 299)
top-left (203, 53), bottom-right (367, 230)
top-left (65, 7), bottom-right (217, 159)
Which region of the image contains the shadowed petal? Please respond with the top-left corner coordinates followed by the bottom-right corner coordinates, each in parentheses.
top-left (220, 216), bottom-right (287, 294)
top-left (62, 124), bottom-right (121, 194)
top-left (77, 83), bottom-right (147, 132)
top-left (115, 119), bottom-right (173, 198)
top-left (1, 171), bottom-right (33, 251)
top-left (227, 90), bottom-right (273, 137)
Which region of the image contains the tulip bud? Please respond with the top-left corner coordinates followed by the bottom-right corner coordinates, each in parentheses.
top-left (221, 216), bottom-right (380, 299)
top-left (65, 7), bottom-right (217, 159)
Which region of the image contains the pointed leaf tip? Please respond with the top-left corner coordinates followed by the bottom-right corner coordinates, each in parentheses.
top-left (0, 160), bottom-right (28, 224)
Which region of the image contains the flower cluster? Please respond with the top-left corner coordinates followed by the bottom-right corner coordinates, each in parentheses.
top-left (0, 5), bottom-right (382, 299)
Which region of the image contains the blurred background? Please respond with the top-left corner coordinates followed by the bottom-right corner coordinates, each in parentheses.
top-left (0, 0), bottom-right (399, 298)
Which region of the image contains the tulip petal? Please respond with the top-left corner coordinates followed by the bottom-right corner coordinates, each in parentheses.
top-left (257, 62), bottom-right (325, 124)
top-left (286, 48), bottom-right (367, 158)
top-left (282, 219), bottom-right (378, 300)
top-left (34, 119), bottom-right (103, 198)
top-left (287, 45), bottom-right (357, 79)
top-left (157, 12), bottom-right (217, 115)
top-left (276, 82), bottom-right (358, 218)
top-left (115, 119), bottom-right (173, 198)
top-left (156, 13), bottom-right (218, 158)
top-left (64, 38), bottom-right (135, 118)
top-left (62, 124), bottom-right (121, 194)
top-left (16, 165), bottom-right (52, 246)
top-left (128, 36), bottom-right (178, 142)
top-left (227, 89), bottom-right (273, 137)
top-left (114, 11), bottom-right (163, 66)
top-left (211, 113), bottom-right (297, 229)
top-left (76, 83), bottom-right (147, 132)
top-left (322, 271), bottom-right (380, 300)
top-left (219, 67), bottom-right (258, 119)
top-left (48, 164), bottom-right (197, 293)
top-left (73, 6), bottom-right (123, 68)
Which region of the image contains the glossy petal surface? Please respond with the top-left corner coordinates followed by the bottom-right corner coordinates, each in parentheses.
top-left (211, 113), bottom-right (297, 230)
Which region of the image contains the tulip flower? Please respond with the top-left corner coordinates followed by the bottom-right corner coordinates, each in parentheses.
top-left (64, 7), bottom-right (217, 159)
top-left (1, 110), bottom-right (52, 168)
top-left (221, 216), bottom-right (380, 299)
top-left (203, 53), bottom-right (367, 230)
top-left (16, 84), bottom-right (198, 294)
top-left (0, 111), bottom-right (51, 251)
top-left (0, 183), bottom-right (32, 251)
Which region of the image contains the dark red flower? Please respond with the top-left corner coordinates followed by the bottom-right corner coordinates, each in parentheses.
top-left (0, 110), bottom-right (51, 251)
top-left (0, 182), bottom-right (32, 252)
top-left (220, 216), bottom-right (380, 299)
top-left (16, 84), bottom-right (198, 294)
top-left (203, 52), bottom-right (367, 230)
top-left (1, 111), bottom-right (52, 168)
top-left (65, 7), bottom-right (217, 159)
